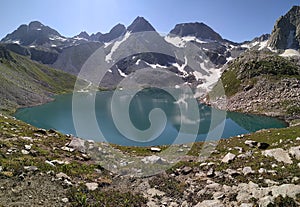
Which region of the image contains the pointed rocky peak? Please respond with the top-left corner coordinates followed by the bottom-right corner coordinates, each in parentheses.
top-left (90, 32), bottom-right (103, 41)
top-left (169, 22), bottom-right (223, 42)
top-left (74, 31), bottom-right (90, 40)
top-left (127, 16), bottom-right (156, 33)
top-left (268, 6), bottom-right (300, 50)
top-left (99, 23), bottom-right (126, 42)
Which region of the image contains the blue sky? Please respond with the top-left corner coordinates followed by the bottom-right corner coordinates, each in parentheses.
top-left (1, 0), bottom-right (299, 42)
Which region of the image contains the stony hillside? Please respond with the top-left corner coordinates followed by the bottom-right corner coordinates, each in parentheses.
top-left (0, 45), bottom-right (85, 113)
top-left (209, 50), bottom-right (300, 121)
top-left (0, 113), bottom-right (299, 207)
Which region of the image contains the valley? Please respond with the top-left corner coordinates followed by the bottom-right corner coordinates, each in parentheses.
top-left (0, 4), bottom-right (299, 207)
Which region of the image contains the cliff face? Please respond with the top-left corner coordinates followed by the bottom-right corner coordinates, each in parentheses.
top-left (268, 6), bottom-right (300, 50)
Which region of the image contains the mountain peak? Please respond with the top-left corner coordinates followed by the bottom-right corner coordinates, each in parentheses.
top-left (98, 23), bottom-right (126, 42)
top-left (75, 31), bottom-right (90, 39)
top-left (169, 22), bottom-right (223, 42)
top-left (268, 5), bottom-right (300, 50)
top-left (1, 21), bottom-right (61, 46)
top-left (127, 16), bottom-right (156, 33)
top-left (28, 21), bottom-right (44, 29)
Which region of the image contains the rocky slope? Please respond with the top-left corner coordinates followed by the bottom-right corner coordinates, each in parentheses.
top-left (209, 50), bottom-right (300, 120)
top-left (0, 114), bottom-right (299, 206)
top-left (0, 45), bottom-right (85, 113)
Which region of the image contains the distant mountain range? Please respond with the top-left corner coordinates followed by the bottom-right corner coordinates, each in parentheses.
top-left (1, 6), bottom-right (300, 91)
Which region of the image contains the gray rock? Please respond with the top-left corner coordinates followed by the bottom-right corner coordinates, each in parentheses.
top-left (225, 169), bottom-right (240, 176)
top-left (61, 146), bottom-right (75, 152)
top-left (56, 172), bottom-right (71, 180)
top-left (258, 168), bottom-right (267, 174)
top-left (24, 144), bottom-right (32, 150)
top-left (181, 166), bottom-right (193, 175)
top-left (181, 201), bottom-right (189, 207)
top-left (147, 188), bottom-right (165, 197)
top-left (245, 140), bottom-right (258, 148)
top-left (262, 148), bottom-right (293, 164)
top-left (206, 168), bottom-right (215, 177)
top-left (24, 166), bottom-right (38, 172)
top-left (221, 152), bottom-right (236, 163)
top-left (141, 155), bottom-right (167, 164)
top-left (68, 137), bottom-right (86, 153)
top-left (195, 200), bottom-right (224, 207)
top-left (240, 204), bottom-right (253, 207)
top-left (243, 166), bottom-right (255, 175)
top-left (21, 149), bottom-right (30, 155)
top-left (289, 146), bottom-right (300, 160)
top-left (150, 147), bottom-right (161, 152)
top-left (61, 198), bottom-right (69, 203)
top-left (85, 182), bottom-right (99, 191)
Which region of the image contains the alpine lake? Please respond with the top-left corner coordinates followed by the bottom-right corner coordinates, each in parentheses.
top-left (15, 88), bottom-right (287, 146)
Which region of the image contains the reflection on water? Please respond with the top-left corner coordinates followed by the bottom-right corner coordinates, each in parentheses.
top-left (14, 89), bottom-right (287, 146)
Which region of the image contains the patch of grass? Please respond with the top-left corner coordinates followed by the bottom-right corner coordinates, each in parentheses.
top-left (68, 186), bottom-right (147, 207)
top-left (149, 174), bottom-right (186, 197)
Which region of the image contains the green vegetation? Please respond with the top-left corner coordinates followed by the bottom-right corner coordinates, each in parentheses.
top-left (0, 45), bottom-right (86, 113)
top-left (149, 174), bottom-right (186, 197)
top-left (68, 186), bottom-right (147, 207)
top-left (216, 52), bottom-right (300, 97)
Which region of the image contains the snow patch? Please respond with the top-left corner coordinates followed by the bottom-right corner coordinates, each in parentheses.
top-left (13, 40), bottom-right (20, 44)
top-left (258, 40), bottom-right (268, 50)
top-left (172, 56), bottom-right (188, 77)
top-left (106, 32), bottom-right (131, 62)
top-left (164, 36), bottom-right (185, 48)
top-left (280, 49), bottom-right (300, 57)
top-left (145, 62), bottom-right (168, 69)
top-left (118, 69), bottom-right (127, 77)
top-left (165, 36), bottom-right (208, 48)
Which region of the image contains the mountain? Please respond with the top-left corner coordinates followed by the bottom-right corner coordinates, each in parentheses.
top-left (169, 22), bottom-right (223, 42)
top-left (0, 45), bottom-right (85, 113)
top-left (127, 16), bottom-right (156, 33)
top-left (74, 31), bottom-right (90, 41)
top-left (210, 50), bottom-right (300, 119)
top-left (268, 6), bottom-right (300, 50)
top-left (1, 21), bottom-right (61, 46)
top-left (0, 16), bottom-right (277, 92)
top-left (98, 23), bottom-right (126, 42)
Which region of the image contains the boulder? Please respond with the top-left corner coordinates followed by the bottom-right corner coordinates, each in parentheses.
top-left (68, 137), bottom-right (86, 153)
top-left (85, 182), bottom-right (99, 191)
top-left (195, 200), bottom-right (224, 207)
top-left (245, 140), bottom-right (258, 148)
top-left (181, 166), bottom-right (193, 175)
top-left (289, 146), bottom-right (300, 160)
top-left (243, 166), bottom-right (255, 175)
top-left (221, 153), bottom-right (236, 163)
top-left (262, 148), bottom-right (293, 164)
top-left (141, 155), bottom-right (167, 164)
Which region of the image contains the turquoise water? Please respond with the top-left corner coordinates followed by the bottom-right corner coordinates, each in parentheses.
top-left (14, 89), bottom-right (287, 146)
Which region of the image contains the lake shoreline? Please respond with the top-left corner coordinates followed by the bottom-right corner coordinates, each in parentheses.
top-left (13, 90), bottom-right (290, 147)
